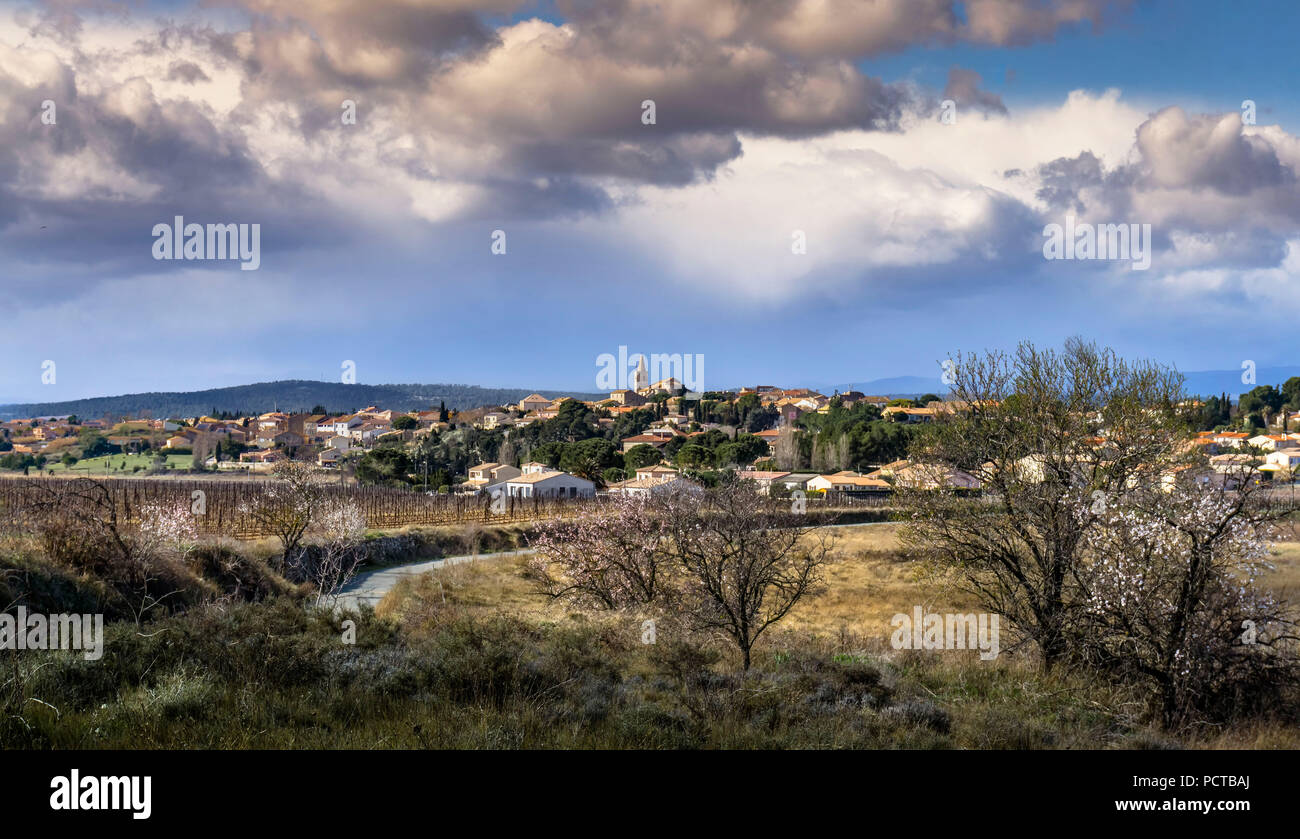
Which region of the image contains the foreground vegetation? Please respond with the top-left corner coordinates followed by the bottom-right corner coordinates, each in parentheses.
top-left (3, 521), bottom-right (1298, 749)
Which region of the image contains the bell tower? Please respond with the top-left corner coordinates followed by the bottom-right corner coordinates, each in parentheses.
top-left (632, 354), bottom-right (649, 392)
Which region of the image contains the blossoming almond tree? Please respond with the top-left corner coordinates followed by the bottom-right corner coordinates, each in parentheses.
top-left (530, 494), bottom-right (678, 609)
top-left (135, 501), bottom-right (200, 562)
top-left (242, 461), bottom-right (329, 568)
top-left (300, 498), bottom-right (367, 608)
top-left (1074, 473), bottom-right (1299, 728)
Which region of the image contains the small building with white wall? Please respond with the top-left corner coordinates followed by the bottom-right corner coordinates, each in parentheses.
top-left (503, 471), bottom-right (596, 499)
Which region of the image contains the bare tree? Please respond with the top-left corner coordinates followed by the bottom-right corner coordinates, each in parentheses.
top-left (533, 481), bottom-right (831, 669)
top-left (13, 478), bottom-right (187, 623)
top-left (665, 481), bottom-right (832, 670)
top-left (899, 338), bottom-right (1187, 669)
top-left (774, 426), bottom-right (800, 471)
top-left (191, 433), bottom-right (213, 470)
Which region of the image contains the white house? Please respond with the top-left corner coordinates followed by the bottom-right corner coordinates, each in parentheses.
top-left (1266, 450), bottom-right (1300, 471)
top-left (807, 473), bottom-right (891, 493)
top-left (1248, 434), bottom-right (1297, 451)
top-left (322, 415), bottom-right (364, 437)
top-left (503, 471), bottom-right (595, 499)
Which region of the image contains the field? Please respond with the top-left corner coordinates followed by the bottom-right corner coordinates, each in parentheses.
top-left (382, 521), bottom-right (1300, 639)
top-left (35, 453), bottom-right (193, 475)
top-left (361, 521), bottom-right (1300, 749)
top-left (378, 524), bottom-right (977, 638)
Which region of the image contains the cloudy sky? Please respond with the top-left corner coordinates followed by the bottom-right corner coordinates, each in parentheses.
top-left (2, 0), bottom-right (1299, 402)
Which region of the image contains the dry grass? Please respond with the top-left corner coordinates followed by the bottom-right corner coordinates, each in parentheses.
top-left (380, 520), bottom-right (1300, 660)
top-left (378, 524), bottom-right (980, 642)
top-left (1261, 519), bottom-right (1300, 604)
top-left (377, 553), bottom-right (556, 623)
top-left (782, 524), bottom-right (980, 639)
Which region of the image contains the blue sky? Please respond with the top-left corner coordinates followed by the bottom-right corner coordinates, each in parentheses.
top-left (2, 0), bottom-right (1299, 403)
top-left (867, 1), bottom-right (1300, 131)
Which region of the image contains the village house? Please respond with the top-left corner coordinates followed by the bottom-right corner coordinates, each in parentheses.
top-left (164, 429), bottom-right (199, 449)
top-left (892, 463), bottom-right (982, 490)
top-left (466, 462), bottom-right (522, 490)
top-left (321, 414), bottom-right (363, 437)
top-left (348, 421), bottom-right (391, 445)
top-left (605, 475), bottom-right (695, 497)
top-left (518, 394), bottom-right (551, 412)
top-left (270, 430), bottom-right (306, 449)
top-left (620, 427), bottom-right (682, 454)
top-left (778, 473), bottom-right (817, 492)
top-left (633, 464), bottom-right (680, 482)
top-left (807, 473), bottom-right (892, 494)
top-left (753, 428), bottom-right (782, 454)
top-left (1267, 450), bottom-right (1300, 471)
top-left (1160, 464), bottom-right (1220, 492)
top-left (1208, 453), bottom-right (1260, 474)
top-left (238, 449), bottom-right (286, 468)
top-left (882, 406), bottom-right (936, 423)
top-left (736, 469), bottom-right (790, 491)
top-left (609, 389), bottom-right (647, 407)
top-left (1248, 434), bottom-right (1297, 451)
top-left (503, 471), bottom-right (595, 499)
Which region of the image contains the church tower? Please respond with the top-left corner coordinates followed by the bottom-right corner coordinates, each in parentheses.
top-left (632, 354), bottom-right (649, 392)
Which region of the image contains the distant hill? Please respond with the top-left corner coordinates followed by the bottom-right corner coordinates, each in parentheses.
top-left (0, 380), bottom-right (604, 420)
top-left (818, 376), bottom-right (949, 398)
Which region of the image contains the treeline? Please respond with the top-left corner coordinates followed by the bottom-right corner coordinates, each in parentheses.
top-left (1185, 378), bottom-right (1300, 431)
top-left (782, 400), bottom-right (918, 472)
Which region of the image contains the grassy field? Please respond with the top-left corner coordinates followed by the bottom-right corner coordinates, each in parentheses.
top-left (380, 521), bottom-right (1300, 640)
top-left (378, 524), bottom-right (975, 639)
top-left (33, 453), bottom-right (193, 475)
top-left (366, 521), bottom-right (1300, 748)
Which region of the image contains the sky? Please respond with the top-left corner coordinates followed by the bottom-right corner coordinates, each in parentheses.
top-left (2, 0), bottom-right (1299, 403)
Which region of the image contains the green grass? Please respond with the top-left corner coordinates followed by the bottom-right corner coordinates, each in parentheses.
top-left (37, 453), bottom-right (194, 475)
